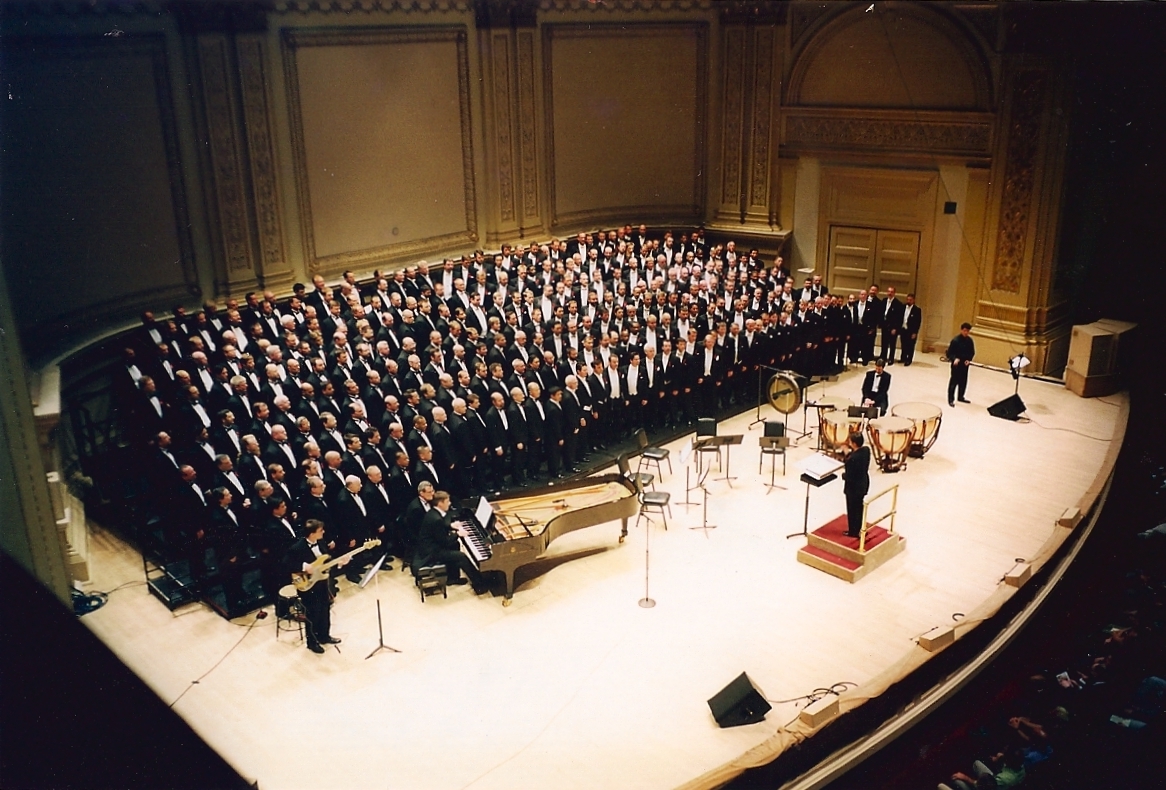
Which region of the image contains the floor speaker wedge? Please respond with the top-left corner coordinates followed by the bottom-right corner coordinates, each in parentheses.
top-left (708, 672), bottom-right (771, 728)
top-left (987, 394), bottom-right (1026, 421)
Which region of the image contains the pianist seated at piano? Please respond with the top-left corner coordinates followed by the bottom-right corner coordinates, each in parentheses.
top-left (415, 491), bottom-right (489, 594)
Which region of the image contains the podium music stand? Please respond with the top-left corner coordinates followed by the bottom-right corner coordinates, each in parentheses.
top-left (787, 453), bottom-right (844, 540)
top-left (360, 553), bottom-right (402, 659)
top-left (706, 435), bottom-right (744, 485)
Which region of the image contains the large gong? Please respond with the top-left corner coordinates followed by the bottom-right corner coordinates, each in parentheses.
top-left (766, 372), bottom-right (803, 415)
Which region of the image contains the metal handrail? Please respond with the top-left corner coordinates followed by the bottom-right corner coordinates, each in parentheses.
top-left (859, 484), bottom-right (898, 552)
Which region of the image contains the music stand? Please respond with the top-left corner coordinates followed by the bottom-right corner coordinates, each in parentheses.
top-left (679, 437), bottom-right (704, 508)
top-left (360, 553), bottom-right (401, 659)
top-left (689, 461), bottom-right (717, 535)
top-left (759, 436), bottom-right (790, 493)
top-left (709, 434), bottom-right (744, 485)
top-left (787, 454), bottom-right (844, 540)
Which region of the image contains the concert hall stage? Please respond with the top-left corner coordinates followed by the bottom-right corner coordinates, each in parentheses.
top-left (78, 353), bottom-right (1126, 790)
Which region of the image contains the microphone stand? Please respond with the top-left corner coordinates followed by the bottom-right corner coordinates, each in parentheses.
top-left (639, 504), bottom-right (656, 608)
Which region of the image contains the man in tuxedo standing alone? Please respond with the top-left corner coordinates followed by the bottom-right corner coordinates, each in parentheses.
top-left (842, 433), bottom-right (871, 539)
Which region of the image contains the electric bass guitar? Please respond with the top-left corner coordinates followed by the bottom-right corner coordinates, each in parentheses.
top-left (291, 539), bottom-right (381, 592)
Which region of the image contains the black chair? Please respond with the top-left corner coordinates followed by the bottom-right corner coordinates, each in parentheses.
top-left (635, 428), bottom-right (672, 480)
top-left (632, 473), bottom-right (672, 530)
top-left (695, 417), bottom-right (721, 473)
top-left (617, 452), bottom-right (655, 493)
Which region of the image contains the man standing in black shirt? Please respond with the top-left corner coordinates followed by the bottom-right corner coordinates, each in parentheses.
top-left (946, 322), bottom-right (975, 407)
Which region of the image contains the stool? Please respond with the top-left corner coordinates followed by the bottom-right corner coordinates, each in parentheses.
top-left (276, 584), bottom-right (304, 643)
top-left (415, 564), bottom-right (448, 602)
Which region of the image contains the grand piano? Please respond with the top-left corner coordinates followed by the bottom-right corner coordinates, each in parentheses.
top-left (456, 473), bottom-right (639, 606)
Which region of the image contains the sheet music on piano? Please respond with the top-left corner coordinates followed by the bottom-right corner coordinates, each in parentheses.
top-left (473, 496), bottom-right (494, 532)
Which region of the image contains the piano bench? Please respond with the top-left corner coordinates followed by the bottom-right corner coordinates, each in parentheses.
top-left (415, 565), bottom-right (448, 602)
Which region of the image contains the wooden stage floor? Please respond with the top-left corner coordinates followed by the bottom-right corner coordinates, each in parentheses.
top-left (79, 354), bottom-right (1125, 790)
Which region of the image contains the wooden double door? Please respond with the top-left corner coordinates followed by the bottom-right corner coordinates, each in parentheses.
top-left (827, 226), bottom-right (919, 297)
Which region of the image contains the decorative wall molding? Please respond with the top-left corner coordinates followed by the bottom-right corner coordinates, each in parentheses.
top-left (198, 35), bottom-right (256, 282)
top-left (516, 30), bottom-right (540, 222)
top-left (274, 0), bottom-right (472, 13)
top-left (235, 36), bottom-right (291, 288)
top-left (538, 0), bottom-right (712, 12)
top-left (719, 27), bottom-right (746, 210)
top-left (782, 108), bottom-right (994, 158)
top-left (991, 69), bottom-right (1045, 294)
top-left (282, 26), bottom-right (479, 277)
top-left (747, 26), bottom-right (775, 209)
top-left (491, 34), bottom-right (517, 223)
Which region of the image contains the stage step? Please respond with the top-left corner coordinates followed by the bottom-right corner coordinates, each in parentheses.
top-left (798, 544), bottom-right (861, 583)
top-left (797, 514), bottom-right (907, 583)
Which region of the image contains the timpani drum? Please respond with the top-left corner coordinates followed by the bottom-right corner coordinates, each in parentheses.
top-left (821, 411), bottom-right (861, 458)
top-left (814, 395), bottom-right (853, 438)
top-left (867, 416), bottom-right (914, 473)
top-left (891, 401), bottom-right (944, 458)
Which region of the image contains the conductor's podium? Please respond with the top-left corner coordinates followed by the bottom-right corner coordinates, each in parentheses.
top-left (797, 514), bottom-right (906, 583)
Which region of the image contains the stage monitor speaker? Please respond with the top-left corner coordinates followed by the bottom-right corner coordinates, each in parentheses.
top-left (708, 672), bottom-right (771, 728)
top-left (697, 418), bottom-right (717, 438)
top-left (987, 394), bottom-right (1026, 421)
top-left (764, 420), bottom-right (785, 438)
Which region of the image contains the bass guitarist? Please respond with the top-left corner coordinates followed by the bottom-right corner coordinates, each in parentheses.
top-left (284, 519), bottom-right (348, 654)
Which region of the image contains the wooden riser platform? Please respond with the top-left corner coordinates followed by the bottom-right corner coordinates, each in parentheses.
top-left (797, 514), bottom-right (907, 583)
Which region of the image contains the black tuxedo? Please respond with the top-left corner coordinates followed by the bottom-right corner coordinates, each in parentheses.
top-left (861, 369), bottom-right (891, 415)
top-left (843, 446), bottom-right (871, 537)
top-left (413, 506), bottom-right (481, 586)
top-left (899, 303), bottom-right (923, 365)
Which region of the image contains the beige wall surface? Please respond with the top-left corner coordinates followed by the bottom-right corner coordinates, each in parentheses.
top-left (792, 9), bottom-right (986, 111)
top-left (546, 24), bottom-right (705, 227)
top-left (291, 35), bottom-right (471, 263)
top-left (0, 41), bottom-right (190, 350)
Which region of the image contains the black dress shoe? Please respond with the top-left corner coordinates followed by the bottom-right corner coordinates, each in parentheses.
top-left (448, 577), bottom-right (469, 586)
top-left (321, 637), bottom-right (341, 644)
top-left (949, 401), bottom-right (955, 407)
top-left (308, 643), bottom-right (325, 654)
top-left (958, 397), bottom-right (971, 403)
top-left (472, 584), bottom-right (489, 595)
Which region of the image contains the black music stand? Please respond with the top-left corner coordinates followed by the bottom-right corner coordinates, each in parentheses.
top-left (360, 554), bottom-right (401, 659)
top-left (689, 461), bottom-right (717, 535)
top-left (679, 437), bottom-right (707, 508)
top-left (759, 436), bottom-right (790, 493)
top-left (708, 435), bottom-right (744, 485)
top-left (787, 473), bottom-right (838, 540)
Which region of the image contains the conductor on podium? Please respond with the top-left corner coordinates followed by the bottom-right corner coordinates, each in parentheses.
top-left (842, 434), bottom-right (871, 538)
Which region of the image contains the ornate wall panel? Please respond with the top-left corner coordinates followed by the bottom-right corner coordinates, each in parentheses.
top-left (236, 35), bottom-right (292, 290)
top-left (199, 35), bottom-right (257, 283)
top-left (0, 35), bottom-right (197, 355)
top-left (282, 26), bottom-right (478, 276)
top-left (747, 27), bottom-right (775, 210)
top-left (991, 69), bottom-right (1045, 294)
top-left (516, 31), bottom-right (540, 223)
top-left (543, 22), bottom-right (707, 229)
top-left (491, 33), bottom-right (517, 224)
top-left (719, 26), bottom-right (746, 212)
